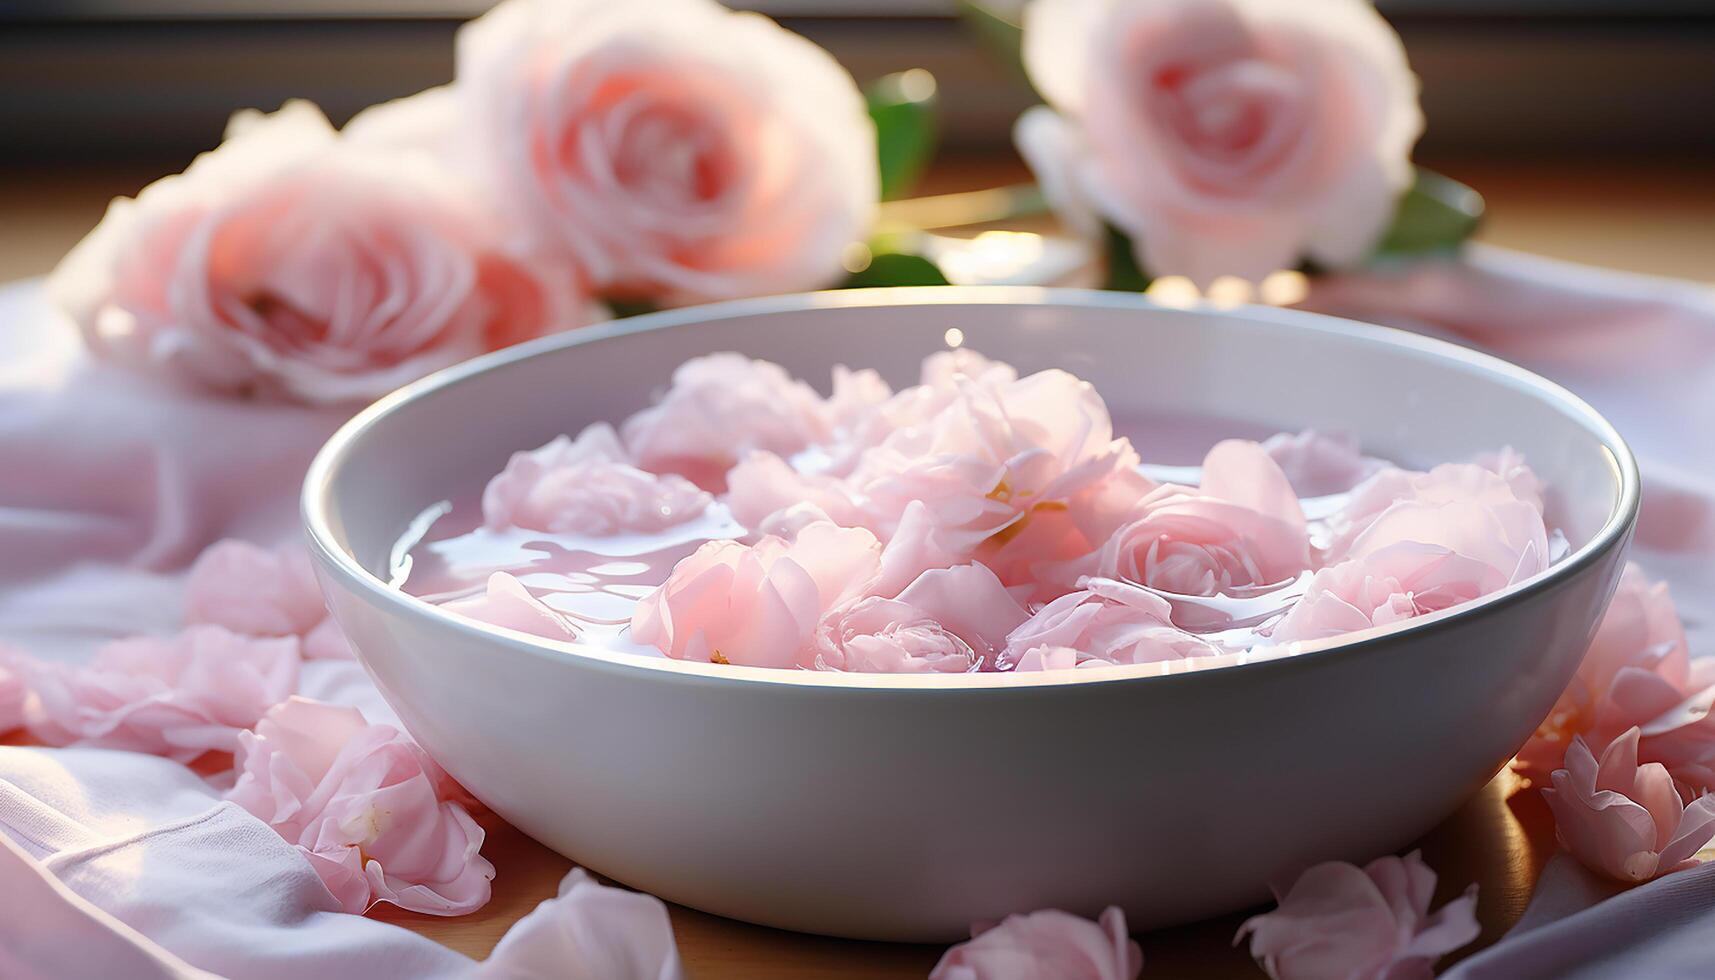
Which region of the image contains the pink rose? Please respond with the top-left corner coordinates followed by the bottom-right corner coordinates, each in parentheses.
top-left (48, 101), bottom-right (585, 405)
top-left (1236, 850), bottom-right (1478, 980)
top-left (1051, 440), bottom-right (1308, 597)
top-left (21, 625), bottom-right (299, 761)
top-left (227, 697), bottom-right (495, 915)
top-left (724, 450), bottom-right (867, 532)
top-left (483, 425), bottom-right (712, 534)
top-left (851, 369), bottom-right (1139, 570)
top-left (454, 0), bottom-right (876, 304)
top-left (1324, 463), bottom-right (1548, 569)
top-left (1016, 0), bottom-right (1422, 286)
top-left (1262, 429), bottom-right (1384, 497)
top-left (930, 906), bottom-right (1142, 980)
top-left (814, 563), bottom-right (1029, 673)
top-left (444, 572), bottom-right (580, 642)
top-left (622, 354), bottom-right (834, 485)
top-left (1543, 728), bottom-right (1715, 884)
top-left (477, 868), bottom-right (685, 979)
top-left (184, 538), bottom-right (352, 660)
top-left (1516, 563), bottom-right (1691, 780)
top-left (1002, 577), bottom-right (1216, 668)
top-left (631, 522), bottom-right (882, 668)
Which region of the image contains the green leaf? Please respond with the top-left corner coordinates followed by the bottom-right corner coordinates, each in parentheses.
top-left (604, 298), bottom-right (659, 319)
top-left (866, 69), bottom-right (940, 201)
top-left (840, 247), bottom-right (951, 289)
top-left (954, 0), bottom-right (1027, 81)
top-left (1376, 167), bottom-right (1485, 256)
top-left (1101, 224), bottom-right (1153, 292)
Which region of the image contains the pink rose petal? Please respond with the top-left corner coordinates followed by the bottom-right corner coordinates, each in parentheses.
top-left (476, 867), bottom-right (685, 979)
top-left (931, 906), bottom-right (1142, 980)
top-left (1236, 850), bottom-right (1478, 980)
top-left (1543, 728), bottom-right (1715, 884)
top-left (227, 696), bottom-right (495, 915)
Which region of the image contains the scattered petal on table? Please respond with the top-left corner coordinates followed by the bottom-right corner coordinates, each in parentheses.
top-left (1236, 850), bottom-right (1478, 980)
top-left (930, 906), bottom-right (1142, 980)
top-left (475, 867), bottom-right (686, 980)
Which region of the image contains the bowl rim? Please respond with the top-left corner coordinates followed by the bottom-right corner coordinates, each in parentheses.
top-left (302, 285), bottom-right (1640, 692)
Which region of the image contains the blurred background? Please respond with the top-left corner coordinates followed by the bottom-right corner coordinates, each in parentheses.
top-left (3, 0), bottom-right (1712, 282)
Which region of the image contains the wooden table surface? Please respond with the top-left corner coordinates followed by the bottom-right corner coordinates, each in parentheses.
top-left (371, 770), bottom-right (1557, 977)
top-left (2, 155), bottom-right (1707, 976)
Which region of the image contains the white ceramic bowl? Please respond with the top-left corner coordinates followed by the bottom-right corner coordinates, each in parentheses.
top-left (304, 288), bottom-right (1637, 942)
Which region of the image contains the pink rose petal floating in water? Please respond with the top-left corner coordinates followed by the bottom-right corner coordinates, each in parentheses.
top-left (226, 697), bottom-right (495, 915)
top-left (475, 868), bottom-right (685, 980)
top-left (418, 350), bottom-right (1560, 677)
top-left (1236, 850), bottom-right (1479, 980)
top-left (18, 625), bottom-right (300, 762)
top-left (482, 424), bottom-right (712, 535)
top-left (1542, 728), bottom-right (1715, 885)
top-left (631, 522), bottom-right (883, 668)
top-left (444, 572), bottom-right (581, 643)
top-left (930, 906), bottom-right (1142, 980)
top-left (185, 538), bottom-right (352, 660)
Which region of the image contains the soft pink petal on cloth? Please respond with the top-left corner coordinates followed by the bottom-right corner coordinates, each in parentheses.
top-left (1542, 729), bottom-right (1715, 884)
top-left (1236, 850), bottom-right (1479, 980)
top-left (183, 538), bottom-right (353, 659)
top-left (443, 572), bottom-right (580, 642)
top-left (475, 868), bottom-right (685, 979)
top-left (930, 906), bottom-right (1142, 980)
top-left (226, 697), bottom-right (495, 916)
top-left (18, 625), bottom-right (300, 761)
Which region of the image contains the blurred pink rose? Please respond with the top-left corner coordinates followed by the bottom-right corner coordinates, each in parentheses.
top-left (1051, 439), bottom-right (1308, 596)
top-left (1262, 429), bottom-right (1384, 497)
top-left (21, 625), bottom-right (299, 761)
top-left (1016, 0), bottom-right (1422, 286)
top-left (1236, 850), bottom-right (1478, 980)
top-left (444, 572), bottom-right (580, 642)
top-left (930, 906), bottom-right (1142, 980)
top-left (622, 354), bottom-right (834, 485)
top-left (454, 0), bottom-right (876, 304)
top-left (483, 425), bottom-right (712, 534)
top-left (1516, 563), bottom-right (1691, 780)
top-left (227, 697), bottom-right (494, 915)
top-left (184, 538), bottom-right (352, 660)
top-left (1543, 728), bottom-right (1715, 884)
top-left (814, 563), bottom-right (1029, 673)
top-left (477, 868), bottom-right (685, 979)
top-left (1003, 577), bottom-right (1215, 668)
top-left (49, 102), bottom-right (586, 405)
top-left (632, 522), bottom-right (881, 668)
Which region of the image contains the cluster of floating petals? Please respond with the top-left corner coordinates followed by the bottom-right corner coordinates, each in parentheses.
top-left (429, 350), bottom-right (1556, 675)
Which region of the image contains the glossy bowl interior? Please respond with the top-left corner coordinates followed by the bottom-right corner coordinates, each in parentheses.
top-left (304, 288), bottom-right (1636, 940)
